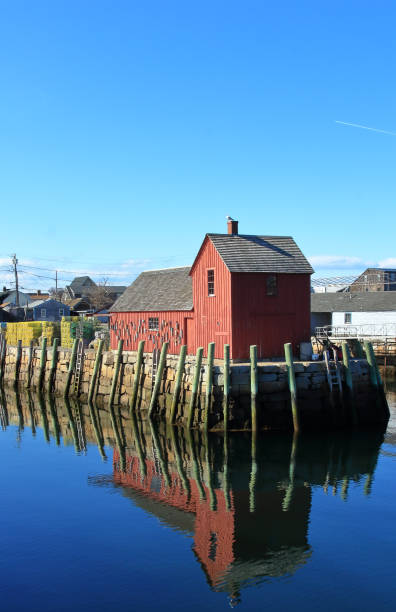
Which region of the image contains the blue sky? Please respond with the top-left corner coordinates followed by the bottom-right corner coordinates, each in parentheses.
top-left (0, 0), bottom-right (395, 291)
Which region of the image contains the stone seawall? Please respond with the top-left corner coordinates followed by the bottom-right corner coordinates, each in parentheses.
top-left (0, 344), bottom-right (386, 430)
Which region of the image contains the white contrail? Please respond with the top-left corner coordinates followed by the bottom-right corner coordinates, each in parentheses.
top-left (335, 120), bottom-right (396, 136)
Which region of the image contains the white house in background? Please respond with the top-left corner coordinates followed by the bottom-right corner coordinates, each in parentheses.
top-left (311, 292), bottom-right (396, 334)
top-left (0, 289), bottom-right (32, 308)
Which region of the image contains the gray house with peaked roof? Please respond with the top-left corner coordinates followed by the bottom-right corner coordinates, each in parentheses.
top-left (111, 219), bottom-right (313, 359)
top-left (63, 276), bottom-right (96, 301)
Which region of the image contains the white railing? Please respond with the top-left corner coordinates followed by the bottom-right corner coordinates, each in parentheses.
top-left (315, 323), bottom-right (396, 340)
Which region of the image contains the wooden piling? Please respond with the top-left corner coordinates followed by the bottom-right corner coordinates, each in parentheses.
top-left (88, 339), bottom-right (104, 403)
top-left (342, 342), bottom-right (353, 393)
top-left (64, 338), bottom-right (78, 398)
top-left (284, 342), bottom-right (299, 432)
top-left (170, 344), bottom-right (187, 424)
top-left (204, 342), bottom-right (215, 431)
top-left (342, 341), bottom-right (358, 426)
top-left (48, 338), bottom-right (59, 393)
top-left (250, 345), bottom-right (258, 432)
top-left (14, 339), bottom-right (22, 388)
top-left (223, 344), bottom-right (230, 432)
top-left (364, 341), bottom-right (390, 420)
top-left (109, 339), bottom-right (124, 407)
top-left (38, 337), bottom-right (47, 391)
top-left (27, 340), bottom-right (34, 389)
top-left (364, 341), bottom-right (378, 388)
top-left (148, 341), bottom-right (169, 418)
top-left (186, 347), bottom-right (203, 429)
top-left (130, 340), bottom-right (145, 412)
top-left (355, 339), bottom-right (365, 358)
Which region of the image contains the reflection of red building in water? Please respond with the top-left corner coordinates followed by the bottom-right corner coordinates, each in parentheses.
top-left (113, 448), bottom-right (312, 593)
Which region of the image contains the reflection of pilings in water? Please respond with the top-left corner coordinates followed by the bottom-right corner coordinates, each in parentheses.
top-left (364, 444), bottom-right (380, 497)
top-left (88, 401), bottom-right (107, 461)
top-left (0, 388), bottom-right (8, 429)
top-left (341, 477), bottom-right (349, 501)
top-left (364, 473), bottom-right (373, 496)
top-left (72, 400), bottom-right (87, 453)
top-left (27, 391), bottom-right (36, 436)
top-left (63, 397), bottom-right (80, 453)
top-left (117, 406), bottom-right (127, 450)
top-left (329, 444), bottom-right (343, 496)
top-left (168, 425), bottom-right (190, 498)
top-left (185, 428), bottom-right (205, 500)
top-left (130, 410), bottom-right (147, 478)
top-left (203, 432), bottom-right (217, 511)
top-left (249, 430), bottom-right (257, 513)
top-left (15, 390), bottom-right (24, 431)
top-left (109, 404), bottom-right (125, 472)
top-left (282, 433), bottom-right (298, 512)
top-left (323, 441), bottom-right (335, 495)
top-left (48, 395), bottom-right (61, 446)
top-left (38, 393), bottom-right (50, 443)
top-left (223, 433), bottom-right (231, 511)
top-left (149, 420), bottom-right (171, 488)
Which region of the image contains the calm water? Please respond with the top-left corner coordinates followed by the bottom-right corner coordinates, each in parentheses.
top-left (0, 385), bottom-right (396, 611)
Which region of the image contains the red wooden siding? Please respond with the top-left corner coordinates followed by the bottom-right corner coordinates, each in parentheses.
top-left (231, 273), bottom-right (311, 360)
top-left (110, 310), bottom-right (193, 352)
top-left (190, 237), bottom-right (232, 359)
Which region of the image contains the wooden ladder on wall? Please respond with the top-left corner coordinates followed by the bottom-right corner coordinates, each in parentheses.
top-left (73, 339), bottom-right (84, 396)
top-left (324, 349), bottom-right (343, 392)
top-left (151, 348), bottom-right (159, 389)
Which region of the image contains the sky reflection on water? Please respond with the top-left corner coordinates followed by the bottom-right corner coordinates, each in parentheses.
top-left (0, 386), bottom-right (395, 611)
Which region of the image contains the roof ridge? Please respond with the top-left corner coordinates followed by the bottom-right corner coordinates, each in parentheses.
top-left (207, 233), bottom-right (294, 238)
top-left (142, 265), bottom-right (191, 273)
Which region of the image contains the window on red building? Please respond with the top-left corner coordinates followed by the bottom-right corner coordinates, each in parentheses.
top-left (207, 269), bottom-right (215, 296)
top-left (149, 317), bottom-right (159, 330)
top-left (266, 275), bottom-right (277, 296)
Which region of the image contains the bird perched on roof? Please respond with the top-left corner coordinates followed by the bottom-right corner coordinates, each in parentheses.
top-left (226, 215), bottom-right (234, 221)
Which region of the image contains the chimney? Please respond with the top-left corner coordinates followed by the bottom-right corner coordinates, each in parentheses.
top-left (227, 218), bottom-right (238, 235)
top-left (38, 289), bottom-right (41, 295)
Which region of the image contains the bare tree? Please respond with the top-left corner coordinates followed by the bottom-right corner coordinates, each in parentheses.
top-left (86, 278), bottom-right (114, 311)
top-left (49, 287), bottom-right (63, 300)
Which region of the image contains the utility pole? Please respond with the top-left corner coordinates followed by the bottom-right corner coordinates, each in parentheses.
top-left (55, 270), bottom-right (58, 298)
top-left (12, 254), bottom-right (19, 307)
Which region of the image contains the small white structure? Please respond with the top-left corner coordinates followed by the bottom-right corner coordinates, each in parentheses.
top-left (311, 292), bottom-right (396, 339)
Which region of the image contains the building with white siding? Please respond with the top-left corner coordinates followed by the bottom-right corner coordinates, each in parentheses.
top-left (311, 292), bottom-right (396, 335)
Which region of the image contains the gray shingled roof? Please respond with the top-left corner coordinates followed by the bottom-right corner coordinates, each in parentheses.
top-left (110, 267), bottom-right (193, 312)
top-left (70, 276), bottom-right (96, 292)
top-left (207, 234), bottom-right (313, 273)
top-left (311, 292), bottom-right (396, 313)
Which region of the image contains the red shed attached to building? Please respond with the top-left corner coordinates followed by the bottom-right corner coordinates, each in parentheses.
top-left (110, 220), bottom-right (313, 360)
